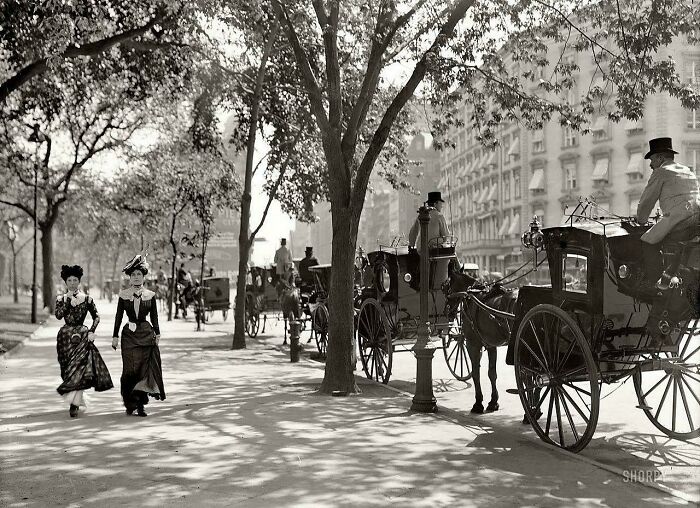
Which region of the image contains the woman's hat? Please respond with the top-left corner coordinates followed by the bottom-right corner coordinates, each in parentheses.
top-left (122, 253), bottom-right (150, 276)
top-left (644, 137), bottom-right (678, 159)
top-left (427, 191), bottom-right (444, 203)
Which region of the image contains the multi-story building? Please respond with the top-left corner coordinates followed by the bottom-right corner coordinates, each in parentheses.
top-left (440, 36), bottom-right (700, 276)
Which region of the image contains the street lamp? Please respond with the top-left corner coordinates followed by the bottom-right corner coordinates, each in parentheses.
top-left (6, 221), bottom-right (18, 303)
top-left (27, 123), bottom-right (43, 324)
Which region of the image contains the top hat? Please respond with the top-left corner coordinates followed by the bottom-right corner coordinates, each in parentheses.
top-left (305, 246), bottom-right (313, 253)
top-left (644, 137), bottom-right (678, 159)
top-left (427, 191), bottom-right (444, 203)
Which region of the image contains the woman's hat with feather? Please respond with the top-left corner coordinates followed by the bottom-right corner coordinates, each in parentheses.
top-left (122, 248), bottom-right (150, 276)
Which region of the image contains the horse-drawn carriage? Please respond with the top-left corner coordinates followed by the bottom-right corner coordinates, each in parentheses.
top-left (461, 203), bottom-right (699, 452)
top-left (354, 237), bottom-right (472, 384)
top-left (307, 264), bottom-right (332, 355)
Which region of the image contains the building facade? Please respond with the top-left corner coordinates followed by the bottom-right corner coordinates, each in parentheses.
top-left (440, 37), bottom-right (700, 276)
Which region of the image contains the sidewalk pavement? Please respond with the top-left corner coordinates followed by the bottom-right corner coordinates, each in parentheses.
top-left (0, 301), bottom-right (689, 507)
top-left (0, 295), bottom-right (49, 356)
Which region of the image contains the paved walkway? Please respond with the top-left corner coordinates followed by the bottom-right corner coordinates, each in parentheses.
top-left (0, 300), bottom-right (693, 507)
top-left (0, 295), bottom-right (48, 356)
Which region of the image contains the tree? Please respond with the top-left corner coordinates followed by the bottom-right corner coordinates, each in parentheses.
top-left (271, 0), bottom-right (700, 394)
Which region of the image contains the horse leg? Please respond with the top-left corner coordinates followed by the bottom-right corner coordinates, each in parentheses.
top-left (283, 317), bottom-right (288, 345)
top-left (522, 387), bottom-right (543, 424)
top-left (467, 341), bottom-right (484, 413)
top-left (486, 347), bottom-right (499, 412)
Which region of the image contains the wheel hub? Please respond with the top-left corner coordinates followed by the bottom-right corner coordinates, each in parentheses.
top-left (535, 373), bottom-right (552, 388)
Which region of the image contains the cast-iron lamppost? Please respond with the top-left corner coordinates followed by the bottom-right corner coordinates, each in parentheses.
top-left (27, 123), bottom-right (43, 324)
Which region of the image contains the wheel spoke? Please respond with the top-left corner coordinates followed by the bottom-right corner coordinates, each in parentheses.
top-left (676, 376), bottom-right (694, 431)
top-left (533, 386), bottom-right (551, 414)
top-left (654, 375), bottom-right (674, 421)
top-left (680, 375), bottom-right (700, 407)
top-left (557, 338), bottom-right (578, 373)
top-left (681, 344), bottom-right (700, 362)
top-left (560, 384), bottom-right (591, 424)
top-left (642, 372), bottom-right (672, 400)
top-left (562, 381), bottom-right (591, 398)
top-left (554, 388), bottom-right (565, 447)
top-left (521, 339), bottom-right (548, 372)
top-left (545, 391), bottom-right (555, 437)
top-left (559, 365), bottom-right (587, 380)
top-left (529, 320), bottom-right (549, 369)
top-left (559, 388), bottom-right (580, 441)
top-left (672, 376), bottom-right (678, 432)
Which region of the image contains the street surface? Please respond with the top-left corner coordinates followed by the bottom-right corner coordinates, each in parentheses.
top-left (0, 297), bottom-right (698, 507)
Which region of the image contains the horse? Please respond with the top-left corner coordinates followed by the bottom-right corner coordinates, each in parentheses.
top-left (276, 272), bottom-right (301, 345)
top-left (446, 264), bottom-right (519, 414)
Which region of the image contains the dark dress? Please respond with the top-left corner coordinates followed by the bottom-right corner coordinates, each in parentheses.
top-left (55, 295), bottom-right (113, 395)
top-left (113, 288), bottom-right (166, 410)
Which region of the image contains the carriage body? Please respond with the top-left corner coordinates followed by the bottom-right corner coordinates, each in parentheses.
top-left (355, 242), bottom-right (470, 383)
top-left (509, 215), bottom-right (700, 452)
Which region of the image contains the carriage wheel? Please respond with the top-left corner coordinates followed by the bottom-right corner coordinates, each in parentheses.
top-left (357, 298), bottom-right (393, 384)
top-left (514, 304), bottom-right (600, 453)
top-left (633, 319), bottom-right (700, 440)
top-left (311, 303), bottom-right (329, 355)
top-left (441, 302), bottom-right (472, 381)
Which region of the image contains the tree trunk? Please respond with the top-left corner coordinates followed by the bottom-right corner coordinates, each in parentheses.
top-left (40, 223), bottom-right (54, 312)
top-left (98, 256), bottom-right (103, 299)
top-left (232, 235), bottom-right (250, 349)
top-left (319, 205), bottom-right (361, 394)
top-left (11, 243), bottom-right (18, 303)
top-left (86, 257), bottom-right (91, 295)
top-left (167, 212), bottom-right (178, 322)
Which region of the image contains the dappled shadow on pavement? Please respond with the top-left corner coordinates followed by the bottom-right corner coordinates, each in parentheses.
top-left (0, 321), bottom-right (690, 507)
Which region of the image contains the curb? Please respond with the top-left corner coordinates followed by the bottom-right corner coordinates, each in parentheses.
top-left (1, 320), bottom-right (48, 360)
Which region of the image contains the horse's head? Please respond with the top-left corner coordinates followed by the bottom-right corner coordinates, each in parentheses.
top-left (447, 260), bottom-right (479, 293)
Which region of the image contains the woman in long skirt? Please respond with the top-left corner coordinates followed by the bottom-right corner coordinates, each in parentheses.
top-left (112, 254), bottom-right (165, 417)
top-left (55, 265), bottom-right (113, 417)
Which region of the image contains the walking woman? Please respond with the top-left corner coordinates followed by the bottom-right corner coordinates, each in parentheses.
top-left (112, 254), bottom-right (166, 417)
top-left (55, 265), bottom-right (113, 417)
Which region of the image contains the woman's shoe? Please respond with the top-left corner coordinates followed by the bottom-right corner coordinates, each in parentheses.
top-left (125, 408), bottom-right (135, 416)
top-left (69, 404), bottom-right (79, 418)
top-left (136, 406), bottom-right (147, 417)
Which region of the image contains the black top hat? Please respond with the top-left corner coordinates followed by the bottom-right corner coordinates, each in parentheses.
top-left (644, 137), bottom-right (678, 160)
top-left (305, 246), bottom-right (313, 253)
top-left (427, 191), bottom-right (444, 204)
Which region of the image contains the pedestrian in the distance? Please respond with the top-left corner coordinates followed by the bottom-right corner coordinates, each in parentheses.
top-left (55, 264), bottom-right (113, 418)
top-left (112, 254), bottom-right (166, 417)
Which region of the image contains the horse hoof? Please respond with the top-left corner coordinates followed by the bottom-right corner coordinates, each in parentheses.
top-left (471, 402), bottom-right (484, 414)
top-left (486, 401), bottom-right (499, 412)
top-left (521, 410), bottom-right (542, 424)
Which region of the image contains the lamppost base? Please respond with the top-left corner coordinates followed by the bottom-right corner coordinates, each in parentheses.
top-left (411, 345), bottom-right (437, 413)
top-left (410, 397), bottom-right (438, 413)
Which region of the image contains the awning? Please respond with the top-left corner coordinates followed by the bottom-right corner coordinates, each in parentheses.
top-left (476, 185), bottom-right (489, 203)
top-left (532, 129), bottom-right (544, 142)
top-left (497, 216), bottom-right (510, 236)
top-left (507, 213), bottom-right (521, 235)
top-left (624, 118), bottom-right (642, 131)
top-left (484, 151), bottom-right (496, 168)
top-left (591, 116), bottom-right (607, 132)
top-left (486, 183), bottom-right (498, 202)
top-left (507, 138), bottom-right (520, 158)
top-left (438, 175), bottom-right (447, 188)
top-left (528, 168), bottom-right (545, 191)
top-left (496, 254), bottom-right (506, 261)
top-left (592, 157), bottom-right (609, 180)
top-left (625, 152), bottom-right (643, 175)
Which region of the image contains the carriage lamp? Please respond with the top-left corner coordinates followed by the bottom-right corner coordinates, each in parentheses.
top-left (618, 265), bottom-right (630, 279)
top-left (379, 267), bottom-right (391, 292)
top-left (267, 276), bottom-right (273, 283)
top-left (404, 273), bottom-right (412, 283)
top-left (521, 216), bottom-right (544, 250)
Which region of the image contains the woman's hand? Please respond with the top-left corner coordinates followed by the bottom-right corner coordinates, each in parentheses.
top-left (111, 337), bottom-right (119, 350)
top-left (155, 335), bottom-right (160, 345)
top-left (87, 332), bottom-right (96, 342)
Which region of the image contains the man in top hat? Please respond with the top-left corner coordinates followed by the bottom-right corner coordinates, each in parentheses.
top-left (274, 238), bottom-right (294, 279)
top-left (636, 137), bottom-right (700, 289)
top-left (408, 191), bottom-right (451, 249)
top-left (298, 246), bottom-right (319, 291)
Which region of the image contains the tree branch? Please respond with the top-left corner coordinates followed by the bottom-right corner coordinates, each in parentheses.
top-left (0, 14), bottom-right (168, 102)
top-left (313, 0), bottom-right (343, 131)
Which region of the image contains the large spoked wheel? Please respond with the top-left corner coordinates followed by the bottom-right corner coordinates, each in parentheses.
top-left (245, 294), bottom-right (260, 338)
top-left (357, 298), bottom-right (393, 384)
top-left (633, 319), bottom-right (700, 440)
top-left (311, 303), bottom-right (329, 355)
top-left (442, 302), bottom-right (472, 381)
top-left (514, 304), bottom-right (600, 453)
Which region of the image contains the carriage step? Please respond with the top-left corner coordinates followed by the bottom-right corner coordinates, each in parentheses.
top-left (506, 388), bottom-right (519, 395)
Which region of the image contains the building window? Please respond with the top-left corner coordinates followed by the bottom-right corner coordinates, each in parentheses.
top-left (503, 172), bottom-right (511, 201)
top-left (592, 155), bottom-right (610, 184)
top-left (563, 125), bottom-right (577, 147)
top-left (532, 129), bottom-right (545, 153)
top-left (687, 146), bottom-right (700, 174)
top-left (625, 150), bottom-right (644, 181)
top-left (688, 109), bottom-right (700, 130)
top-left (528, 166), bottom-right (546, 193)
top-left (508, 134), bottom-right (520, 163)
top-left (684, 58), bottom-right (700, 87)
top-left (629, 197), bottom-right (640, 216)
top-left (624, 117), bottom-right (643, 134)
top-left (513, 170), bottom-right (521, 199)
top-left (591, 116), bottom-right (609, 141)
top-left (563, 160), bottom-right (577, 190)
